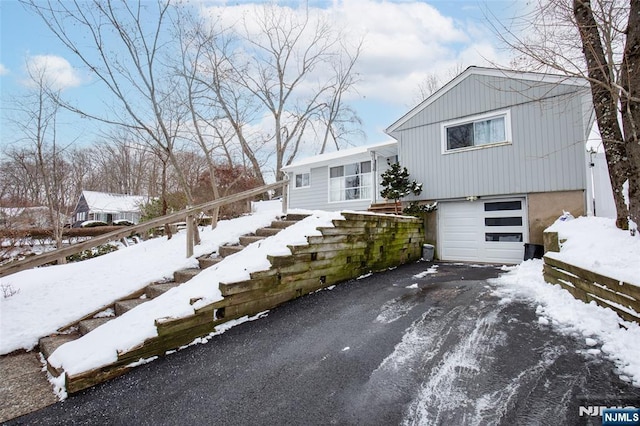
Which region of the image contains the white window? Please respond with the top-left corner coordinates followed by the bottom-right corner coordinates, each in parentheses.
top-left (442, 110), bottom-right (511, 153)
top-left (295, 172), bottom-right (310, 188)
top-left (329, 161), bottom-right (372, 202)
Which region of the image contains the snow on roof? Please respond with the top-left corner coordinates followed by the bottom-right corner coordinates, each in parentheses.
top-left (282, 140), bottom-right (397, 171)
top-left (82, 191), bottom-right (148, 213)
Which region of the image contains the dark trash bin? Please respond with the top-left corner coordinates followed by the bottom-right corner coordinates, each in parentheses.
top-left (523, 243), bottom-right (544, 260)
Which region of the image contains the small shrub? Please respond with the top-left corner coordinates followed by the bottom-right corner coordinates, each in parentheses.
top-left (66, 243), bottom-right (119, 262)
top-left (403, 201), bottom-right (438, 216)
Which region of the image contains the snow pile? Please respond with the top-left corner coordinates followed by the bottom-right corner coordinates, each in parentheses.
top-left (545, 216), bottom-right (640, 285)
top-left (413, 265), bottom-right (438, 278)
top-left (492, 216), bottom-right (640, 387)
top-left (47, 211), bottom-right (343, 376)
top-left (0, 210), bottom-right (282, 355)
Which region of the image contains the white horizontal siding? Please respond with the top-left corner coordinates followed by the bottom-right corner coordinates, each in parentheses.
top-left (286, 152), bottom-right (376, 211)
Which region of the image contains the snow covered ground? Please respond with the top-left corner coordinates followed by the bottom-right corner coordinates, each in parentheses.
top-left (47, 210), bottom-right (343, 379)
top-left (0, 209), bottom-right (284, 355)
top-left (492, 216), bottom-right (640, 388)
top-left (1, 205), bottom-right (344, 397)
top-left (2, 209), bottom-right (639, 398)
top-left (545, 215), bottom-right (640, 285)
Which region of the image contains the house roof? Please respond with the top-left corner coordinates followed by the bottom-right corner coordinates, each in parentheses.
top-left (385, 66), bottom-right (589, 135)
top-left (81, 191), bottom-right (148, 213)
top-left (282, 140), bottom-right (397, 171)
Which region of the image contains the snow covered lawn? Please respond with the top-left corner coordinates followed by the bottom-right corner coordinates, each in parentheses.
top-left (47, 211), bottom-right (343, 378)
top-left (0, 205), bottom-right (345, 399)
top-left (492, 216), bottom-right (640, 388)
top-left (0, 209), bottom-right (285, 355)
top-left (545, 216), bottom-right (640, 285)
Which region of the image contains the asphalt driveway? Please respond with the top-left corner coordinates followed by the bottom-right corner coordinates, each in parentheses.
top-left (6, 262), bottom-right (640, 425)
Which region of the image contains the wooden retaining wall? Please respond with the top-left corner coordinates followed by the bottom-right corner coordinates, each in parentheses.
top-left (543, 231), bottom-right (640, 324)
top-left (61, 212), bottom-right (424, 393)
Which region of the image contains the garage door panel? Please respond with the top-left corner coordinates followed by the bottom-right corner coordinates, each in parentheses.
top-left (439, 198), bottom-right (527, 264)
top-left (441, 248), bottom-right (480, 262)
top-left (445, 241), bottom-right (480, 250)
top-left (443, 219), bottom-right (478, 228)
top-left (483, 244), bottom-right (525, 264)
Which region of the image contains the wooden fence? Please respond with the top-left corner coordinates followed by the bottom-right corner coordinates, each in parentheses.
top-left (0, 180), bottom-right (288, 278)
top-left (543, 231), bottom-right (640, 324)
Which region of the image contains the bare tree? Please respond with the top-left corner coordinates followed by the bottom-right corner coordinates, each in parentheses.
top-left (90, 134), bottom-right (151, 195)
top-left (317, 39), bottom-right (364, 154)
top-left (1, 147), bottom-right (41, 205)
top-left (66, 148), bottom-right (95, 202)
top-left (196, 4), bottom-right (362, 181)
top-left (23, 0), bottom-right (198, 207)
top-left (240, 4), bottom-right (363, 178)
top-left (5, 61), bottom-right (74, 252)
top-left (489, 0), bottom-right (638, 230)
top-left (193, 23), bottom-right (269, 185)
top-left (172, 10), bottom-right (228, 226)
top-left (412, 63), bottom-right (467, 104)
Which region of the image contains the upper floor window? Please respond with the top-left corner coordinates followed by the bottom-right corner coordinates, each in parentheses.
top-left (295, 172), bottom-right (310, 188)
top-left (442, 110), bottom-right (511, 153)
top-left (329, 161), bottom-right (372, 202)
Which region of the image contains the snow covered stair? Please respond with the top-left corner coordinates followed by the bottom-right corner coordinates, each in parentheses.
top-left (196, 214), bottom-right (309, 268)
top-left (43, 212), bottom-right (424, 394)
top-left (37, 214), bottom-right (309, 364)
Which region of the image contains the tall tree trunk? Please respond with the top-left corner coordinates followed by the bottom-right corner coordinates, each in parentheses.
top-left (620, 0), bottom-right (640, 228)
top-left (574, 0), bottom-right (630, 229)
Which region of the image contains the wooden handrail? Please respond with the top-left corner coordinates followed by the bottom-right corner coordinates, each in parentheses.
top-left (0, 180), bottom-right (288, 278)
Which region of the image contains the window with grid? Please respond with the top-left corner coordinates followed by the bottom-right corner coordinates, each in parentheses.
top-left (329, 161), bottom-right (372, 202)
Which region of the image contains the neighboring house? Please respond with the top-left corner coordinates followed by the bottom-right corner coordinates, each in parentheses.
top-left (282, 140), bottom-right (398, 212)
top-left (72, 191), bottom-right (148, 227)
top-left (286, 66), bottom-right (596, 264)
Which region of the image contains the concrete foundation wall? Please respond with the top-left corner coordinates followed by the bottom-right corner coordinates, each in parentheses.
top-left (528, 190), bottom-right (585, 245)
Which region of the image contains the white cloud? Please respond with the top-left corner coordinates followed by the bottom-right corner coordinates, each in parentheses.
top-left (201, 0), bottom-right (507, 107)
top-left (330, 1), bottom-right (507, 105)
top-left (0, 64), bottom-right (8, 76)
top-left (23, 54), bottom-right (83, 90)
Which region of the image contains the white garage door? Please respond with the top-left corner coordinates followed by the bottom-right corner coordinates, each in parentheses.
top-left (438, 198), bottom-right (528, 264)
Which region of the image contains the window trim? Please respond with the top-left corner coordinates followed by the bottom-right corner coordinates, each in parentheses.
top-left (293, 172), bottom-right (310, 189)
top-left (327, 160), bottom-right (372, 204)
top-left (441, 109), bottom-right (512, 154)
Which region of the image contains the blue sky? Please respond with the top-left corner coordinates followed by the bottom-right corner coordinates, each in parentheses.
top-left (0, 0), bottom-right (520, 155)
